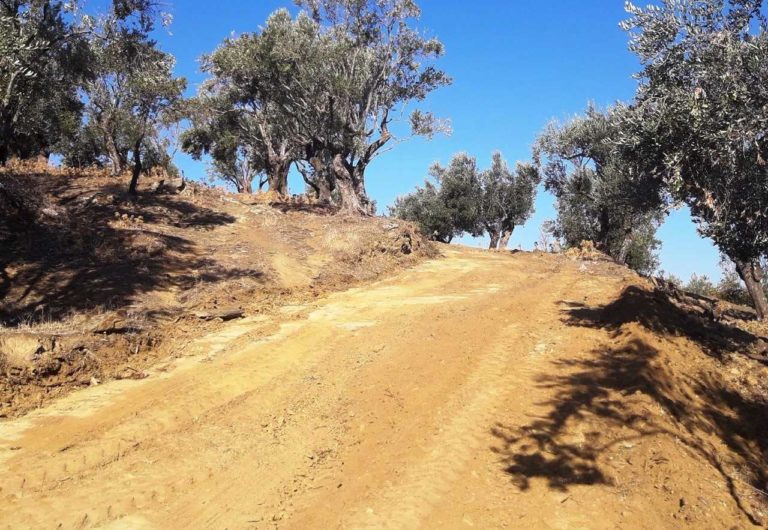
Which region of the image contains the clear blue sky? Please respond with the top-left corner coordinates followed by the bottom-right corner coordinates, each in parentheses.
top-left (151, 0), bottom-right (723, 281)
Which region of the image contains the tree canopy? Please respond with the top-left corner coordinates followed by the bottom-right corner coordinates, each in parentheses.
top-left (392, 152), bottom-right (539, 249)
top-left (0, 1), bottom-right (91, 163)
top-left (534, 104), bottom-right (665, 273)
top-left (620, 0), bottom-right (768, 317)
top-left (477, 153), bottom-right (540, 250)
top-left (183, 0), bottom-right (450, 212)
top-left (82, 1), bottom-right (185, 193)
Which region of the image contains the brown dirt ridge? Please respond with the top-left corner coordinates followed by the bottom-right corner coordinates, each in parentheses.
top-left (2, 167), bottom-right (768, 529)
top-left (0, 166), bottom-right (433, 416)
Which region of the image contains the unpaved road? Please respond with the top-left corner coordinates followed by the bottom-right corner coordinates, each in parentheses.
top-left (0, 248), bottom-right (746, 529)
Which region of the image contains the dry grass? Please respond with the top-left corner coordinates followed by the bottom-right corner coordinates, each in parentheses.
top-left (320, 224), bottom-right (364, 252)
top-left (738, 319), bottom-right (768, 338)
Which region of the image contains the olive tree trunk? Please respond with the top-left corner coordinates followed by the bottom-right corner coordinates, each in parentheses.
top-left (128, 138), bottom-right (143, 195)
top-left (106, 136), bottom-right (124, 176)
top-left (317, 176), bottom-right (333, 204)
top-left (235, 176), bottom-right (253, 194)
top-left (96, 115), bottom-right (124, 176)
top-left (616, 229), bottom-right (634, 264)
top-left (352, 166), bottom-right (374, 214)
top-left (499, 228), bottom-right (514, 250)
top-left (488, 230), bottom-right (500, 250)
top-left (0, 108), bottom-right (16, 165)
top-left (267, 160), bottom-right (290, 196)
top-left (331, 154), bottom-right (370, 215)
top-left (734, 258), bottom-right (768, 321)
top-left (335, 173), bottom-right (367, 214)
top-left (299, 157), bottom-right (334, 204)
top-left (261, 132), bottom-right (290, 196)
top-left (596, 208), bottom-right (612, 251)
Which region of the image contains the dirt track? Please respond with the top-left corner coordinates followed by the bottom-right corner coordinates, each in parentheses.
top-left (0, 247), bottom-right (762, 529)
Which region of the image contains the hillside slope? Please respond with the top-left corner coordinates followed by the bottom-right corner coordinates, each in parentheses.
top-left (0, 166), bottom-right (433, 416)
top-left (1, 243), bottom-right (767, 529)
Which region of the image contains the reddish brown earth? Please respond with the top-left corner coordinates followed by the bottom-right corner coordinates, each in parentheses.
top-left (1, 245), bottom-right (767, 529)
top-left (1, 167), bottom-right (430, 416)
top-left (1, 167), bottom-right (768, 529)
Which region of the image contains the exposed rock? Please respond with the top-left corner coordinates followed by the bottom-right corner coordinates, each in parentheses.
top-left (193, 308), bottom-right (245, 322)
top-left (163, 176), bottom-right (185, 194)
top-left (149, 180), bottom-right (165, 193)
top-left (40, 207), bottom-right (62, 218)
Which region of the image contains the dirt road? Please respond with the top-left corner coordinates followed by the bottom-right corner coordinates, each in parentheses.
top-left (0, 248), bottom-right (757, 529)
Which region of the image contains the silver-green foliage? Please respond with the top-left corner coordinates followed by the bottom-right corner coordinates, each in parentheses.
top-left (392, 152), bottom-right (539, 248)
top-left (185, 0), bottom-right (450, 211)
top-left (0, 1), bottom-right (91, 161)
top-left (620, 0), bottom-right (768, 315)
top-left (534, 104), bottom-right (665, 272)
top-left (477, 152), bottom-right (540, 248)
top-left (621, 0), bottom-right (768, 265)
top-left (82, 1), bottom-right (185, 186)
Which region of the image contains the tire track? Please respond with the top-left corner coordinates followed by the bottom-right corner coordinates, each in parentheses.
top-left (340, 273), bottom-right (577, 530)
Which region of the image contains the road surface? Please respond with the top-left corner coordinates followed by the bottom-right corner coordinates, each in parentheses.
top-left (0, 248), bottom-right (717, 529)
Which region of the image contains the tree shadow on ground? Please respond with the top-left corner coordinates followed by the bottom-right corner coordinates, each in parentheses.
top-left (0, 171), bottom-right (262, 325)
top-left (560, 285), bottom-right (757, 356)
top-left (491, 287), bottom-right (767, 524)
top-left (270, 202), bottom-right (339, 216)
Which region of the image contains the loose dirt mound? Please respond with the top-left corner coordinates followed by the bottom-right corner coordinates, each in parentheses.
top-left (564, 239), bottom-right (607, 261)
top-left (0, 166), bottom-right (434, 417)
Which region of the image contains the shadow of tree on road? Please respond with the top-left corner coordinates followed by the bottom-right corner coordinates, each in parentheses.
top-left (491, 286), bottom-right (768, 524)
top-left (560, 285), bottom-right (757, 356)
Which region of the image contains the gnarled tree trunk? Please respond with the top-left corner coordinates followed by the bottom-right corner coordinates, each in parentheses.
top-left (106, 136), bottom-right (124, 176)
top-left (266, 160), bottom-right (290, 196)
top-left (488, 230), bottom-right (500, 250)
top-left (734, 258), bottom-right (768, 321)
top-left (96, 114), bottom-right (124, 176)
top-left (596, 208), bottom-right (611, 252)
top-left (235, 176), bottom-right (253, 194)
top-left (616, 228), bottom-right (634, 264)
top-left (128, 138), bottom-right (143, 195)
top-left (1, 102), bottom-right (18, 166)
top-left (499, 228), bottom-right (514, 250)
top-left (261, 130), bottom-right (290, 196)
top-left (332, 154), bottom-right (369, 215)
top-left (308, 157), bottom-right (334, 204)
top-left (351, 165), bottom-right (374, 215)
top-left (317, 175), bottom-right (333, 204)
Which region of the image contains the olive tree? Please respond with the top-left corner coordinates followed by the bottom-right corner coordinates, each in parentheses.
top-left (295, 0), bottom-right (451, 214)
top-left (430, 154), bottom-right (484, 236)
top-left (82, 2), bottom-right (185, 193)
top-left (181, 98), bottom-right (267, 194)
top-left (392, 152), bottom-right (539, 249)
top-left (535, 104), bottom-right (665, 271)
top-left (181, 10), bottom-right (312, 196)
top-left (478, 152), bottom-right (540, 250)
top-left (621, 0), bottom-right (768, 318)
top-left (190, 1), bottom-right (450, 211)
top-left (0, 0), bottom-right (90, 163)
top-left (390, 180), bottom-right (455, 243)
top-left (391, 153), bottom-right (481, 242)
